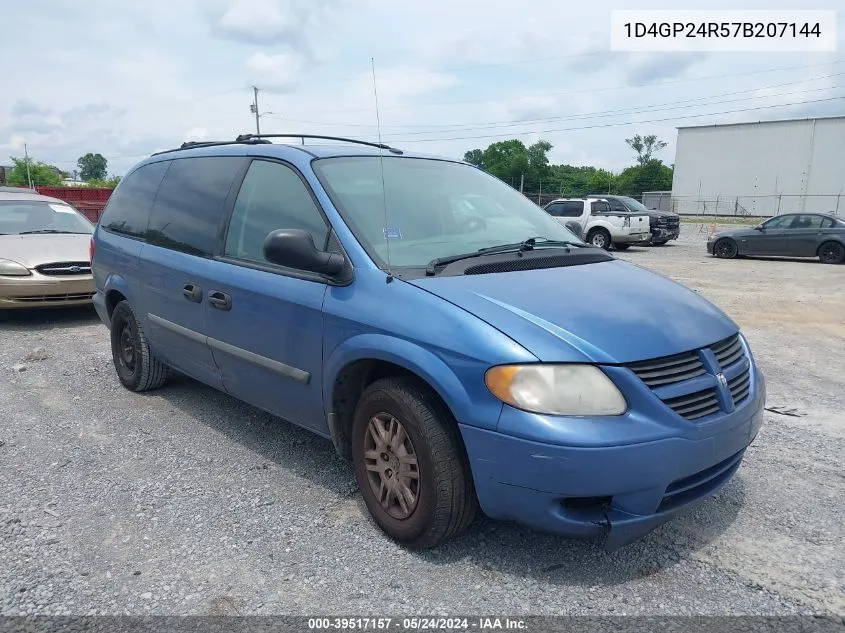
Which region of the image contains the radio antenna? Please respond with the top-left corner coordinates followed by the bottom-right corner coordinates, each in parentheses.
top-left (371, 57), bottom-right (393, 283)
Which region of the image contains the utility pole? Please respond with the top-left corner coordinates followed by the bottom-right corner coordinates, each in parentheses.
top-left (250, 86), bottom-right (261, 135)
top-left (23, 143), bottom-right (33, 189)
top-left (519, 174), bottom-right (524, 194)
top-left (538, 180), bottom-right (542, 205)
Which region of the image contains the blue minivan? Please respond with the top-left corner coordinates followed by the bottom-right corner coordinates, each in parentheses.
top-left (91, 135), bottom-right (765, 551)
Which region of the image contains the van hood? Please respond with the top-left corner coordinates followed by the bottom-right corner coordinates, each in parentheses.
top-left (408, 259), bottom-right (737, 364)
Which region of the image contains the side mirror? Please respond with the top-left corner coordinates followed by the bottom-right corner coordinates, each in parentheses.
top-left (754, 225), bottom-right (764, 231)
top-left (263, 229), bottom-right (346, 276)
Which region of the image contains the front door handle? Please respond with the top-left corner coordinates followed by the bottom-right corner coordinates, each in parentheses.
top-left (208, 290), bottom-right (232, 311)
top-left (182, 283), bottom-right (202, 303)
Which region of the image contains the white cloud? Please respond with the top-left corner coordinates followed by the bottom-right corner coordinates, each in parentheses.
top-left (245, 52), bottom-right (305, 91)
top-left (184, 127), bottom-right (210, 142)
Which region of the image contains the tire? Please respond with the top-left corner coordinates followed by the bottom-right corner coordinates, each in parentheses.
top-left (351, 377), bottom-right (478, 549)
top-left (110, 300), bottom-right (170, 392)
top-left (714, 238), bottom-right (738, 259)
top-left (818, 241), bottom-right (845, 265)
top-left (651, 240), bottom-right (668, 246)
top-left (613, 243), bottom-right (631, 251)
top-left (587, 228), bottom-right (611, 250)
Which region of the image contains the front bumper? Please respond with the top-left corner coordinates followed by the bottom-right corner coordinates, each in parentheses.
top-left (460, 374), bottom-right (765, 550)
top-left (613, 231), bottom-right (652, 245)
top-left (0, 274), bottom-right (94, 309)
top-left (706, 240), bottom-right (716, 254)
top-left (651, 226), bottom-right (680, 241)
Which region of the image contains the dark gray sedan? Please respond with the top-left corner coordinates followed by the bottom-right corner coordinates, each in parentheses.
top-left (707, 212), bottom-right (845, 264)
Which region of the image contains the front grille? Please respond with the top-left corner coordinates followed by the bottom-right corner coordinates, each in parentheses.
top-left (658, 449), bottom-right (744, 512)
top-left (625, 333), bottom-right (751, 422)
top-left (729, 368), bottom-right (751, 405)
top-left (627, 350), bottom-right (706, 387)
top-left (35, 261), bottom-right (91, 276)
top-left (712, 334), bottom-right (743, 368)
top-left (10, 293), bottom-right (93, 303)
top-left (663, 388), bottom-right (720, 420)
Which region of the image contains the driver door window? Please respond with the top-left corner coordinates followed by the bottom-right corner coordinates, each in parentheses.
top-left (591, 201), bottom-right (610, 215)
top-left (224, 160), bottom-right (329, 266)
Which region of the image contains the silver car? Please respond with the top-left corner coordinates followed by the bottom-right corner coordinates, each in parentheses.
top-left (0, 188), bottom-right (95, 309)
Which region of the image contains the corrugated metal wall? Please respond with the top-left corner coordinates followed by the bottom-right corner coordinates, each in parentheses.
top-left (671, 117), bottom-right (845, 216)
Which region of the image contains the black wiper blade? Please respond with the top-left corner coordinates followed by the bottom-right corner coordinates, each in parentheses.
top-left (425, 237), bottom-right (583, 276)
top-left (18, 230), bottom-right (85, 235)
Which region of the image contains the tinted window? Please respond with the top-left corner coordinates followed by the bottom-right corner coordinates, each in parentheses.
top-left (763, 215), bottom-right (795, 229)
top-left (147, 157), bottom-right (244, 256)
top-left (559, 201), bottom-right (584, 217)
top-left (607, 198), bottom-right (628, 213)
top-left (100, 161), bottom-right (169, 239)
top-left (793, 214), bottom-right (825, 229)
top-left (224, 160), bottom-right (329, 265)
top-left (591, 201), bottom-right (611, 214)
top-left (820, 217), bottom-right (835, 229)
top-left (545, 203), bottom-right (564, 216)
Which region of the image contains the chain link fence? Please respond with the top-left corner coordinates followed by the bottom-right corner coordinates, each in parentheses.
top-left (643, 192), bottom-right (843, 217)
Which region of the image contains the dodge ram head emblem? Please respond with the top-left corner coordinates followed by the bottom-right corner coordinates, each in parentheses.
top-left (717, 373), bottom-right (728, 387)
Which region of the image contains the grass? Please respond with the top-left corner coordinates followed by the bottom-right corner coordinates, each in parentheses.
top-left (679, 215), bottom-right (762, 226)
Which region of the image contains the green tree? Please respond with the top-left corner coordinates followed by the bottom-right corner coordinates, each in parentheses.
top-left (87, 175), bottom-right (122, 188)
top-left (77, 153), bottom-right (108, 181)
top-left (463, 149), bottom-right (484, 168)
top-left (465, 139), bottom-right (553, 189)
top-left (586, 169), bottom-right (616, 195)
top-left (625, 134), bottom-right (667, 166)
top-left (6, 156), bottom-right (63, 186)
top-left (615, 159), bottom-right (674, 198)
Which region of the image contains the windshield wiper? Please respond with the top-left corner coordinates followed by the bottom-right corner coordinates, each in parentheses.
top-left (18, 230), bottom-right (88, 235)
top-left (425, 237), bottom-right (584, 276)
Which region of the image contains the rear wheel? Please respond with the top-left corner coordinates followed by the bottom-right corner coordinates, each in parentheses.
top-left (351, 377), bottom-right (477, 549)
top-left (587, 228), bottom-right (611, 250)
top-left (110, 300), bottom-right (170, 392)
top-left (651, 240), bottom-right (668, 246)
top-left (714, 238), bottom-right (738, 259)
top-left (818, 241), bottom-right (845, 264)
top-left (613, 243), bottom-right (631, 251)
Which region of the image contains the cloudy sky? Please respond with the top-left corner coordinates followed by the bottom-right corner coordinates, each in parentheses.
top-left (2, 0), bottom-right (843, 181)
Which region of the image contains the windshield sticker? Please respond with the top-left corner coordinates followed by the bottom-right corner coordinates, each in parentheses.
top-left (50, 204), bottom-right (76, 214)
top-left (383, 227), bottom-right (403, 240)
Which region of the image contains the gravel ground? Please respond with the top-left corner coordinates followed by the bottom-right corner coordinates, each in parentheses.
top-left (1, 224), bottom-right (843, 617)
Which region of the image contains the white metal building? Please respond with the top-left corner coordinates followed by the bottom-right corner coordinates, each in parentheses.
top-left (670, 116), bottom-right (845, 216)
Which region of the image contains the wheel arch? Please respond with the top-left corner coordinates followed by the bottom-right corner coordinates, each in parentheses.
top-left (323, 334), bottom-right (474, 461)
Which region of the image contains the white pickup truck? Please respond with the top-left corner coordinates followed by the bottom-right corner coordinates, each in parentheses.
top-left (544, 197), bottom-right (651, 250)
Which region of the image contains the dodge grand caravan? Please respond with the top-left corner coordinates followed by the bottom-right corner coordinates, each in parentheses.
top-left (91, 135), bottom-right (765, 551)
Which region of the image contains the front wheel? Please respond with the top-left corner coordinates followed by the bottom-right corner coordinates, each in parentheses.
top-left (110, 300), bottom-right (170, 392)
top-left (351, 377), bottom-right (477, 549)
top-left (587, 228), bottom-right (611, 250)
top-left (818, 241), bottom-right (845, 264)
top-left (714, 238), bottom-right (738, 259)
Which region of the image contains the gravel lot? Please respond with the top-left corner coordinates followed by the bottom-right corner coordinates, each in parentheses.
top-left (1, 224), bottom-right (843, 617)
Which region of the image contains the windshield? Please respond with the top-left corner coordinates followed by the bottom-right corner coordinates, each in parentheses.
top-left (313, 157), bottom-right (583, 268)
top-left (616, 196), bottom-right (651, 213)
top-left (0, 200), bottom-right (94, 235)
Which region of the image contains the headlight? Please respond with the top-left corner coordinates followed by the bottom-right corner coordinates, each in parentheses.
top-left (485, 364), bottom-right (627, 416)
top-left (0, 259), bottom-right (31, 276)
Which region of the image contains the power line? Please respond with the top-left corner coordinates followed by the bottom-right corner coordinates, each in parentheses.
top-left (385, 95), bottom-right (845, 143)
top-left (273, 72), bottom-right (845, 132)
top-left (301, 59), bottom-right (845, 114)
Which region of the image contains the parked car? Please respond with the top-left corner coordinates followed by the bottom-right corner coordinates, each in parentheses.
top-left (708, 212), bottom-right (845, 264)
top-left (91, 135), bottom-right (765, 552)
top-left (586, 195), bottom-right (681, 245)
top-left (0, 189), bottom-right (95, 309)
top-left (543, 198), bottom-right (651, 250)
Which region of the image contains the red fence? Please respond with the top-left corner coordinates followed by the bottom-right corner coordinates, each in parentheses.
top-left (36, 187), bottom-right (113, 223)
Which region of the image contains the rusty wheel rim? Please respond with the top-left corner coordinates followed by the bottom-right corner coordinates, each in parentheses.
top-left (363, 413), bottom-right (420, 520)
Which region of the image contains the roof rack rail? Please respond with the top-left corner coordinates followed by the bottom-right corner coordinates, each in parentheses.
top-left (150, 138), bottom-right (272, 157)
top-left (235, 133), bottom-right (403, 155)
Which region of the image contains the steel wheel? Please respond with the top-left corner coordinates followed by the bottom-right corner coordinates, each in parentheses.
top-left (109, 300), bottom-right (170, 392)
top-left (363, 413), bottom-right (420, 520)
top-left (589, 229), bottom-right (610, 249)
top-left (714, 238), bottom-right (738, 259)
top-left (818, 241), bottom-right (844, 264)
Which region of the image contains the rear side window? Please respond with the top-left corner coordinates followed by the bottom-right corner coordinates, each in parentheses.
top-left (591, 201), bottom-right (611, 214)
top-left (224, 160), bottom-right (329, 265)
top-left (559, 201), bottom-right (584, 217)
top-left (99, 161), bottom-right (169, 239)
top-left (545, 203), bottom-right (564, 216)
top-left (607, 198), bottom-right (628, 213)
top-left (147, 157), bottom-right (244, 256)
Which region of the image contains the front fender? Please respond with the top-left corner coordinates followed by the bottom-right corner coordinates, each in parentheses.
top-left (323, 333), bottom-right (480, 425)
